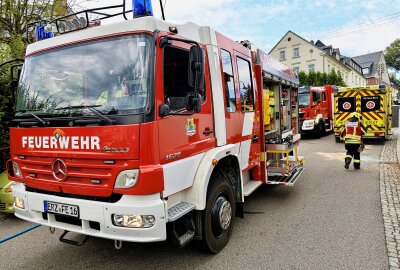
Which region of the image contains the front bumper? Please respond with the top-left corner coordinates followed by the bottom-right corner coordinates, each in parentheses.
top-left (300, 120), bottom-right (317, 132)
top-left (12, 183), bottom-right (167, 242)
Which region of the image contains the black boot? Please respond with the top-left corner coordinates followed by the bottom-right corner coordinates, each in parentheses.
top-left (345, 158), bottom-right (351, 169)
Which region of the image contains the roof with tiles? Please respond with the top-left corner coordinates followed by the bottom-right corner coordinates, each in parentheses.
top-left (352, 51), bottom-right (383, 76)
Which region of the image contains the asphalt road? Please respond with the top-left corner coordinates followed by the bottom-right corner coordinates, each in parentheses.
top-left (0, 133), bottom-right (388, 270)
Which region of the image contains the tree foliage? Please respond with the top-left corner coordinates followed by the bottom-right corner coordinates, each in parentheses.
top-left (0, 0), bottom-right (69, 38)
top-left (299, 69), bottom-right (346, 87)
top-left (385, 38), bottom-right (400, 72)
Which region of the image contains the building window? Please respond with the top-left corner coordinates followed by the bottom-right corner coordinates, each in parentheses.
top-left (293, 66), bottom-right (299, 75)
top-left (280, 50), bottom-right (285, 61)
top-left (293, 47), bottom-right (300, 58)
top-left (328, 64), bottom-right (330, 72)
top-left (359, 78), bottom-right (361, 85)
top-left (308, 64), bottom-right (315, 72)
top-left (362, 67), bottom-right (370, 75)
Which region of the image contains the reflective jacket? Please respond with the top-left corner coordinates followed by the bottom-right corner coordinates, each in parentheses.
top-left (341, 120), bottom-right (366, 144)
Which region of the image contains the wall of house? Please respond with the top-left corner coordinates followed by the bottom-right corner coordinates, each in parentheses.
top-left (270, 32), bottom-right (366, 87)
top-left (375, 55), bottom-right (391, 85)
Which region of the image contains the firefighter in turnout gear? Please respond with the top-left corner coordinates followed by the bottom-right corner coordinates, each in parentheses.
top-left (340, 112), bottom-right (367, 170)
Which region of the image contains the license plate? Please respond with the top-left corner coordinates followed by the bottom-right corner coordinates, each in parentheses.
top-left (44, 201), bottom-right (79, 218)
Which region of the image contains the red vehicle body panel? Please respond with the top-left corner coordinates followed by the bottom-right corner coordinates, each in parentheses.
top-left (215, 32), bottom-right (261, 173)
top-left (299, 85), bottom-right (335, 128)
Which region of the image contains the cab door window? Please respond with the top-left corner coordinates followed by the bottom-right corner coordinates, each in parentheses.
top-left (312, 91), bottom-right (322, 104)
top-left (220, 49), bottom-right (236, 112)
top-left (236, 57), bottom-right (254, 112)
top-left (163, 46), bottom-right (206, 111)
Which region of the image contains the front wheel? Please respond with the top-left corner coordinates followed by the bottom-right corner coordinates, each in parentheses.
top-left (197, 176), bottom-right (236, 254)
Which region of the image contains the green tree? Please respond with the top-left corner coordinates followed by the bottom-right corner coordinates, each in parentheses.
top-left (314, 71), bottom-right (322, 86)
top-left (298, 71), bottom-right (308, 86)
top-left (320, 72), bottom-right (328, 85)
top-left (385, 38), bottom-right (400, 72)
top-left (327, 69), bottom-right (337, 85)
top-left (308, 70), bottom-right (316, 86)
top-left (336, 71), bottom-right (346, 86)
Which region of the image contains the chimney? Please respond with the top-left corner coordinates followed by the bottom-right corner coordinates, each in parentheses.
top-left (310, 40), bottom-right (314, 45)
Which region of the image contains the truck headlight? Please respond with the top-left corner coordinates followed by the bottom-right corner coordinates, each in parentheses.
top-left (114, 169), bottom-right (139, 189)
top-left (112, 214), bottom-right (155, 228)
top-left (15, 197), bottom-right (25, 209)
top-left (13, 162), bottom-right (23, 178)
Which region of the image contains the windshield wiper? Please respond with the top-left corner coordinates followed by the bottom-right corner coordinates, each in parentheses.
top-left (55, 104), bottom-right (115, 125)
top-left (15, 109), bottom-right (49, 126)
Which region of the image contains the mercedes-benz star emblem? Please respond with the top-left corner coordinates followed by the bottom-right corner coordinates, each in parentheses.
top-left (52, 159), bottom-right (67, 181)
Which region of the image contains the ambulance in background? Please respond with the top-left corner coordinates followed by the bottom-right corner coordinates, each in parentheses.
top-left (333, 85), bottom-right (392, 143)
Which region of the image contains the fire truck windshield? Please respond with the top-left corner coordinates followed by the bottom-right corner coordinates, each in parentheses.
top-left (298, 92), bottom-right (310, 108)
top-left (15, 34), bottom-right (153, 119)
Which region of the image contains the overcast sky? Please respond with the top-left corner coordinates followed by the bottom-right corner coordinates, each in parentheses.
top-left (80, 0), bottom-right (400, 58)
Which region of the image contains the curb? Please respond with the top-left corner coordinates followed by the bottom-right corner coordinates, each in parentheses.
top-left (380, 128), bottom-right (400, 270)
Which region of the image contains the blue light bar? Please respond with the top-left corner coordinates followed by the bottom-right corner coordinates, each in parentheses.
top-left (379, 84), bottom-right (385, 89)
top-left (35, 23), bottom-right (54, 41)
top-left (133, 0), bottom-right (153, 17)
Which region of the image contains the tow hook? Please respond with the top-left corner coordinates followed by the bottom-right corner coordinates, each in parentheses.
top-left (115, 240), bottom-right (123, 250)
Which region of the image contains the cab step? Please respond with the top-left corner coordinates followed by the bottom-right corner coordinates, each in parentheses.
top-left (169, 211), bottom-right (195, 248)
top-left (266, 165), bottom-right (304, 186)
top-left (59, 230), bottom-right (89, 246)
top-left (168, 202), bottom-right (195, 222)
top-left (243, 180), bottom-right (262, 196)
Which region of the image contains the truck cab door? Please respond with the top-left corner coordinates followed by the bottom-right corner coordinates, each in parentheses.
top-left (156, 38), bottom-right (215, 197)
top-left (234, 53), bottom-right (260, 171)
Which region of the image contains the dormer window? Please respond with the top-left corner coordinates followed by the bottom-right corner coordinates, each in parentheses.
top-left (362, 67), bottom-right (370, 75)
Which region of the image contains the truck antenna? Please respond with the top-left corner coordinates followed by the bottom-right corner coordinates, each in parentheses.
top-left (159, 0), bottom-right (166, 20)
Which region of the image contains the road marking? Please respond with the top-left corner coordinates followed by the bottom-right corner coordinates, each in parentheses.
top-left (0, 224), bottom-right (41, 244)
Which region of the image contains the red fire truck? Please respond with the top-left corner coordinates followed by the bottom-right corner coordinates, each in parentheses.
top-left (298, 85), bottom-right (335, 137)
top-left (7, 2), bottom-right (304, 253)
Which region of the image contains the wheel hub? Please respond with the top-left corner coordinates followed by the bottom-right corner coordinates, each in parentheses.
top-left (218, 200), bottom-right (232, 230)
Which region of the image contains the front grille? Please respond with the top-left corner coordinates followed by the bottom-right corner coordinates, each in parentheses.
top-left (0, 202), bottom-right (6, 210)
top-left (42, 211), bottom-right (100, 231)
top-left (55, 214), bottom-right (82, 227)
top-left (26, 186), bottom-right (122, 203)
top-left (89, 221), bottom-right (101, 231)
top-left (18, 156), bottom-right (112, 187)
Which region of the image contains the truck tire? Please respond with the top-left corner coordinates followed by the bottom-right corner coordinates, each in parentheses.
top-left (197, 175), bottom-right (236, 254)
top-left (320, 120), bottom-right (326, 136)
top-left (315, 122), bottom-right (323, 138)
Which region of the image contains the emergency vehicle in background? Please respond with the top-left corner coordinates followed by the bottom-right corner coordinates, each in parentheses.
top-left (333, 85), bottom-right (392, 143)
top-left (6, 1), bottom-right (304, 253)
top-left (298, 85), bottom-right (335, 137)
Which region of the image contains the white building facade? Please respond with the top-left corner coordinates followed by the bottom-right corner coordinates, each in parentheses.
top-left (269, 31), bottom-right (366, 86)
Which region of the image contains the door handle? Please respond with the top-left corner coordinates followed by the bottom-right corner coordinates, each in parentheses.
top-left (252, 135), bottom-right (259, 143)
top-left (203, 128), bottom-right (214, 135)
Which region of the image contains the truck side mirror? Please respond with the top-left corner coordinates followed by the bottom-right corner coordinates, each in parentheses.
top-left (159, 103), bottom-right (170, 117)
top-left (186, 92), bottom-right (202, 113)
top-left (188, 45), bottom-right (204, 91)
